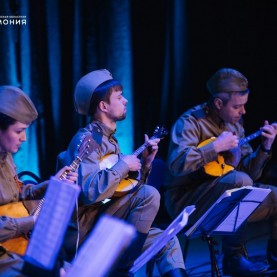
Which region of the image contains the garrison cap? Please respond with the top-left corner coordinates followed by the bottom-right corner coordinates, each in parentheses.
top-left (206, 68), bottom-right (249, 95)
top-left (74, 69), bottom-right (113, 115)
top-left (0, 86), bottom-right (38, 124)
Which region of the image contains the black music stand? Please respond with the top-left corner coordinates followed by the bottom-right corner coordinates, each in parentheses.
top-left (184, 186), bottom-right (271, 277)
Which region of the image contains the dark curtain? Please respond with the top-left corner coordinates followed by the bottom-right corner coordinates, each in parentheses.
top-left (0, 0), bottom-right (276, 181)
top-left (0, 0), bottom-right (135, 179)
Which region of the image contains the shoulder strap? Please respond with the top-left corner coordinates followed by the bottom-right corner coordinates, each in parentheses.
top-left (191, 108), bottom-right (206, 119)
top-left (89, 123), bottom-right (103, 146)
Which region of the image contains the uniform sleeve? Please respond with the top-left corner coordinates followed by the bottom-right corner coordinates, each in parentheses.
top-left (22, 180), bottom-right (49, 200)
top-left (0, 216), bottom-right (34, 242)
top-left (238, 144), bottom-right (272, 181)
top-left (140, 164), bottom-right (151, 183)
top-left (167, 115), bottom-right (218, 177)
top-left (80, 150), bottom-right (130, 204)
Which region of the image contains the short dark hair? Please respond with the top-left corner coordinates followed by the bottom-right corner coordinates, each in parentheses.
top-left (207, 68), bottom-right (248, 95)
top-left (88, 79), bottom-right (123, 116)
top-left (209, 89), bottom-right (249, 107)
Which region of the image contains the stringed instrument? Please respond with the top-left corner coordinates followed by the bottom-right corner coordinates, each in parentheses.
top-left (198, 129), bottom-right (263, 177)
top-left (0, 133), bottom-right (98, 255)
top-left (0, 202), bottom-right (29, 255)
top-left (99, 126), bottom-right (168, 197)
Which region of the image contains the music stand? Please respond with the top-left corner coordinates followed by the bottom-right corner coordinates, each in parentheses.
top-left (184, 186), bottom-right (271, 277)
top-left (129, 205), bottom-right (196, 274)
top-left (23, 177), bottom-right (80, 276)
top-left (66, 215), bottom-right (136, 277)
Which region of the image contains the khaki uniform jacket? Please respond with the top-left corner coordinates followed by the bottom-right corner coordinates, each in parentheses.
top-left (164, 102), bottom-right (272, 221)
top-left (0, 153), bottom-right (35, 242)
top-left (57, 120), bottom-right (152, 246)
top-left (0, 152), bottom-right (49, 277)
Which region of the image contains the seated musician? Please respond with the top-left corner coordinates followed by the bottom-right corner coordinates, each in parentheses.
top-left (57, 69), bottom-right (188, 276)
top-left (164, 68), bottom-right (277, 276)
top-left (0, 86), bottom-right (77, 276)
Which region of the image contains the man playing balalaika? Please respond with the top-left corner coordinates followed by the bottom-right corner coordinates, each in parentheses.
top-left (164, 68), bottom-right (277, 276)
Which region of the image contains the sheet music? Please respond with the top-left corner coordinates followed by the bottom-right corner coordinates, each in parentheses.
top-left (24, 177), bottom-right (80, 270)
top-left (214, 187), bottom-right (271, 233)
top-left (66, 215), bottom-right (135, 277)
top-left (185, 186), bottom-right (271, 238)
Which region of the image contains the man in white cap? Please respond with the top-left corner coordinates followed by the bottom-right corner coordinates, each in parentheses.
top-left (57, 69), bottom-right (188, 276)
top-left (164, 68), bottom-right (277, 276)
top-left (0, 86), bottom-right (78, 276)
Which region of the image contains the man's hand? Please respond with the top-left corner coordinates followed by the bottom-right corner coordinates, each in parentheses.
top-left (213, 131), bottom-right (239, 153)
top-left (260, 120), bottom-right (277, 151)
top-left (121, 155), bottom-right (142, 171)
top-left (141, 134), bottom-right (160, 168)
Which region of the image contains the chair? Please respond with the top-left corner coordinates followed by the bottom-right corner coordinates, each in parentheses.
top-left (18, 170), bottom-right (42, 185)
top-left (17, 171), bottom-right (42, 216)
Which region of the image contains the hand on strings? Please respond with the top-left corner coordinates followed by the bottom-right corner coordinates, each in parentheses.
top-left (260, 120), bottom-right (277, 151)
top-left (213, 131), bottom-right (239, 153)
top-left (142, 134), bottom-right (160, 167)
top-left (121, 155), bottom-right (142, 171)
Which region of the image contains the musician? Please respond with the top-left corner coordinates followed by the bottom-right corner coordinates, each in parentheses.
top-left (57, 69), bottom-right (188, 276)
top-left (164, 68), bottom-right (277, 276)
top-left (0, 86), bottom-right (77, 276)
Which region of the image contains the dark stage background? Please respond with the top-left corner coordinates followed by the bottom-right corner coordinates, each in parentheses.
top-left (0, 0), bottom-right (276, 183)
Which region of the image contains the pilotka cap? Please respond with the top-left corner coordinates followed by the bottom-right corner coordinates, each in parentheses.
top-left (206, 68), bottom-right (249, 95)
top-left (0, 86), bottom-right (38, 124)
top-left (74, 69), bottom-right (113, 115)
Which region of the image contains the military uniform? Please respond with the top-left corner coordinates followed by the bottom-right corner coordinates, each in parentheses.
top-left (164, 102), bottom-right (272, 224)
top-left (57, 120), bottom-right (186, 275)
top-left (164, 100), bottom-right (277, 271)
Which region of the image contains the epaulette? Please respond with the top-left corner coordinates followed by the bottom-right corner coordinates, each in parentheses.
top-left (87, 123), bottom-right (103, 146)
top-left (91, 124), bottom-right (103, 145)
top-left (191, 108), bottom-right (207, 119)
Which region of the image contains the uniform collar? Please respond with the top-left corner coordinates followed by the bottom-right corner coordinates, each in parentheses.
top-left (205, 102), bottom-right (226, 129)
top-left (92, 120), bottom-right (116, 138)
